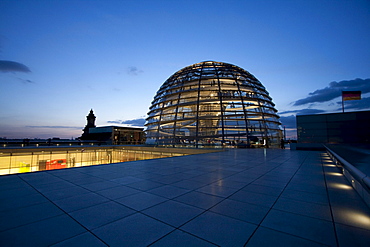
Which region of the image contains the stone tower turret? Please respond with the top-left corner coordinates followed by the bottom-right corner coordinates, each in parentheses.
top-left (80, 109), bottom-right (96, 139)
top-left (86, 109), bottom-right (96, 128)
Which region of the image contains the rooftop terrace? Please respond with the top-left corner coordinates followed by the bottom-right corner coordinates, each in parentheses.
top-left (1, 148), bottom-right (369, 246)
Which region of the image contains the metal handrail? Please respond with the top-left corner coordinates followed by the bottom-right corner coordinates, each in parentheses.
top-left (324, 145), bottom-right (370, 193)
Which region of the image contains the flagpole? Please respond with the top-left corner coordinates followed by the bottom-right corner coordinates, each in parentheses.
top-left (342, 91), bottom-right (361, 113)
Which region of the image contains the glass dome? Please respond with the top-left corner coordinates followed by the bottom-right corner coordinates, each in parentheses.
top-left (145, 61), bottom-right (282, 148)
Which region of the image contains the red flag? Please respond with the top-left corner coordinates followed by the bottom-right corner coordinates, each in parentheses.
top-left (342, 91), bottom-right (361, 101)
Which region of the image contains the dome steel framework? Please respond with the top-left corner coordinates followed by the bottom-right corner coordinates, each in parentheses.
top-left (145, 61), bottom-right (282, 147)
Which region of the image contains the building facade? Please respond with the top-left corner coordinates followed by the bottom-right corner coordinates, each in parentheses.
top-left (88, 126), bottom-right (145, 145)
top-left (297, 110), bottom-right (370, 146)
top-left (80, 110), bottom-right (145, 145)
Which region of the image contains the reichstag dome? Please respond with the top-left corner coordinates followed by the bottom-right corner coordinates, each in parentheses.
top-left (145, 61), bottom-right (282, 147)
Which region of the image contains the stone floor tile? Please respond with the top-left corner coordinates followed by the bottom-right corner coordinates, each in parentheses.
top-left (242, 183), bottom-right (284, 195)
top-left (0, 192), bottom-right (48, 212)
top-left (0, 201), bottom-right (64, 231)
top-left (110, 176), bottom-right (144, 185)
top-left (92, 213), bottom-right (174, 247)
top-left (134, 172), bottom-right (166, 180)
top-left (148, 174), bottom-right (185, 184)
top-left (149, 230), bottom-right (217, 247)
top-left (0, 176), bottom-right (30, 191)
top-left (69, 176), bottom-right (106, 186)
top-left (273, 197), bottom-right (332, 221)
top-left (251, 179), bottom-right (288, 189)
top-left (259, 174), bottom-right (293, 183)
top-left (0, 184), bottom-right (39, 199)
top-left (147, 185), bottom-right (190, 199)
top-left (46, 168), bottom-right (83, 178)
top-left (245, 226), bottom-right (328, 247)
top-left (0, 174), bottom-right (23, 183)
top-left (182, 169), bottom-right (207, 176)
top-left (181, 211), bottom-right (257, 247)
top-left (0, 215), bottom-right (86, 246)
top-left (18, 172), bottom-right (61, 185)
top-left (261, 209), bottom-right (336, 246)
top-left (42, 186), bottom-right (91, 201)
top-left (335, 223), bottom-right (370, 247)
top-left (291, 173), bottom-right (325, 184)
top-left (285, 182), bottom-right (327, 195)
top-left (142, 200), bottom-right (204, 227)
top-left (33, 180), bottom-right (76, 193)
top-left (126, 180), bottom-right (164, 191)
top-left (69, 201), bottom-right (135, 230)
top-left (209, 178), bottom-right (250, 189)
top-left (53, 192), bottom-right (109, 212)
top-left (95, 185), bottom-right (141, 200)
top-left (328, 186), bottom-right (365, 205)
top-left (280, 188), bottom-right (329, 205)
top-left (174, 191), bottom-right (224, 209)
top-left (188, 175), bottom-right (220, 184)
top-left (115, 191), bottom-right (168, 211)
top-left (171, 179), bottom-right (208, 190)
top-left (94, 172), bottom-right (130, 180)
top-left (196, 184), bottom-right (238, 198)
top-left (229, 190), bottom-right (277, 207)
top-left (80, 180), bottom-right (121, 191)
top-left (331, 205), bottom-right (370, 230)
top-left (210, 198), bottom-right (270, 225)
top-left (51, 232), bottom-right (108, 247)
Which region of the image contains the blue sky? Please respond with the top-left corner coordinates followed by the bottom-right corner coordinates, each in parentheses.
top-left (1, 0), bottom-right (369, 139)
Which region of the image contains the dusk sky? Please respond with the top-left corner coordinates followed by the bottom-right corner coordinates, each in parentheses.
top-left (1, 0), bottom-right (370, 139)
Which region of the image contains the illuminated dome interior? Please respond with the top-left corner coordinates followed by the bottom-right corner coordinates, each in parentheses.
top-left (145, 61), bottom-right (282, 147)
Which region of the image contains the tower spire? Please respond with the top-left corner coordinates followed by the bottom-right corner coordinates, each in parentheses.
top-left (80, 109), bottom-right (96, 139)
top-left (86, 109), bottom-right (96, 128)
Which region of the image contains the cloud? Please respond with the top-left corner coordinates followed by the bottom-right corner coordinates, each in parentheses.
top-left (17, 77), bottom-right (35, 84)
top-left (279, 115), bottom-right (296, 128)
top-left (121, 118), bottom-right (146, 126)
top-left (107, 118), bottom-right (146, 127)
top-left (0, 60), bottom-right (31, 73)
top-left (293, 78), bottom-right (370, 106)
top-left (126, 66), bottom-right (143, 76)
top-left (107, 120), bottom-right (122, 124)
top-left (26, 126), bottom-right (81, 129)
top-left (279, 109), bottom-right (325, 128)
top-left (278, 108), bottom-right (327, 136)
top-left (280, 108), bottom-right (326, 115)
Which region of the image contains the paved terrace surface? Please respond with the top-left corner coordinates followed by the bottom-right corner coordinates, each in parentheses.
top-left (1, 149), bottom-right (370, 246)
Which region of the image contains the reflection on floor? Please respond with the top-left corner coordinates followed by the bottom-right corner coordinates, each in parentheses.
top-left (0, 146), bottom-right (220, 175)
